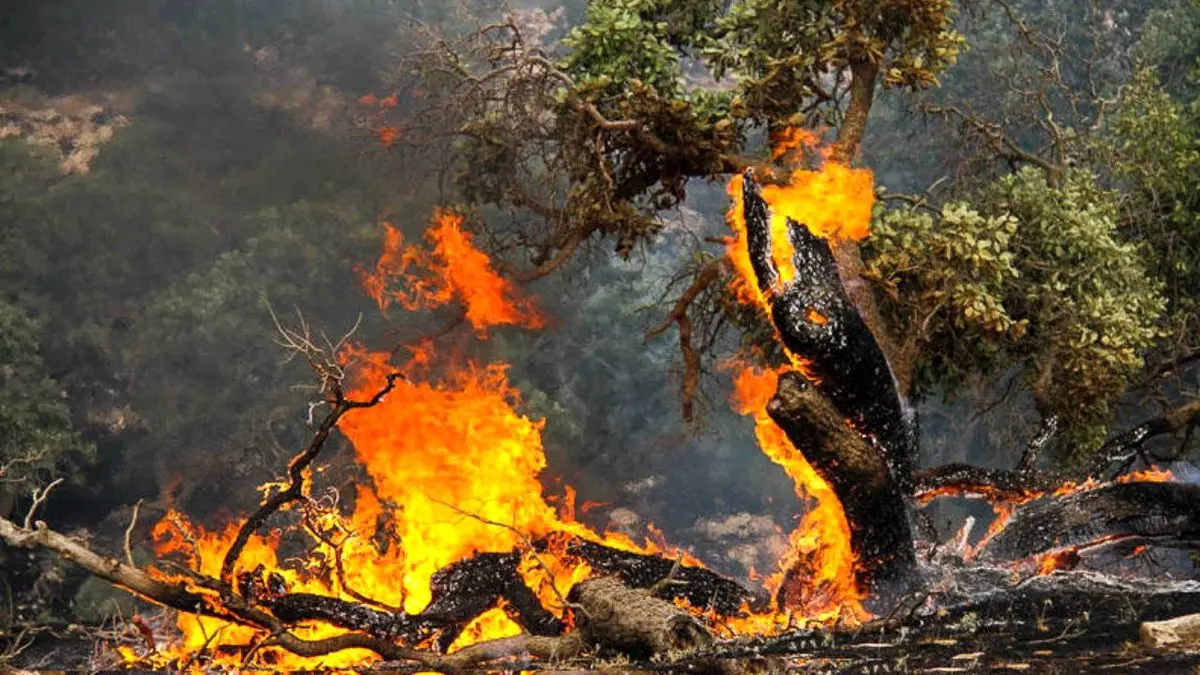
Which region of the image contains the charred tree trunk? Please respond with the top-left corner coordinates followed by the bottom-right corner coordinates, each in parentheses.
top-left (766, 372), bottom-right (916, 594)
top-left (742, 171), bottom-right (917, 594)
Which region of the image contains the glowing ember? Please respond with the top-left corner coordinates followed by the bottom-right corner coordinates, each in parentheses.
top-left (917, 467), bottom-right (1177, 561)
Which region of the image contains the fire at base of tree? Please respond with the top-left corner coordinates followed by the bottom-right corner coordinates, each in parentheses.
top-left (3, 132), bottom-right (1200, 673)
top-left (0, 0), bottom-right (1198, 672)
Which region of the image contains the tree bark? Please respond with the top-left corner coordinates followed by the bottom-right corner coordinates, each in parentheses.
top-left (982, 481), bottom-right (1200, 562)
top-left (766, 372), bottom-right (916, 595)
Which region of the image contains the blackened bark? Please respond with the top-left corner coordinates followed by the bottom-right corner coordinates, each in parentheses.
top-left (766, 372), bottom-right (916, 594)
top-left (741, 170), bottom-right (917, 593)
top-left (248, 551), bottom-right (565, 649)
top-left (983, 481), bottom-right (1200, 562)
top-left (566, 539), bottom-right (769, 615)
top-left (742, 172), bottom-right (916, 488)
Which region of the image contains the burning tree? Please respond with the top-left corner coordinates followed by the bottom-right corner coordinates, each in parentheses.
top-left (2, 0), bottom-right (1199, 670)
top-left (3, 141), bottom-right (1200, 670)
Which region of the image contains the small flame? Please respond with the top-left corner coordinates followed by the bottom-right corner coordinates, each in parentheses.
top-left (918, 467), bottom-right (1177, 561)
top-left (356, 209), bottom-right (543, 336)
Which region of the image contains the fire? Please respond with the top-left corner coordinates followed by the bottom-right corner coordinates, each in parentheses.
top-left (137, 201), bottom-right (758, 668)
top-left (126, 125), bottom-right (935, 669)
top-left (724, 129), bottom-right (874, 303)
top-left (918, 467), bottom-right (1176, 563)
top-left (356, 209), bottom-right (543, 335)
top-left (728, 364), bottom-right (865, 626)
top-left (717, 128), bottom-right (879, 627)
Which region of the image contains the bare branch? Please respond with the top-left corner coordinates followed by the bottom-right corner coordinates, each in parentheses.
top-left (124, 499), bottom-right (143, 567)
top-left (24, 478), bottom-right (64, 530)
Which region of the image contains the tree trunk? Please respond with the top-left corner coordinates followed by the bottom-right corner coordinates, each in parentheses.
top-left (767, 372), bottom-right (916, 596)
top-left (741, 171), bottom-right (918, 595)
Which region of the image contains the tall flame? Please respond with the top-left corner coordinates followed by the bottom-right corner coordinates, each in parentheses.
top-left (729, 365), bottom-right (865, 624)
top-left (139, 203), bottom-right (730, 668)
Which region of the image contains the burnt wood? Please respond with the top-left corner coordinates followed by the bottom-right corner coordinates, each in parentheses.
top-left (741, 170), bottom-right (918, 594)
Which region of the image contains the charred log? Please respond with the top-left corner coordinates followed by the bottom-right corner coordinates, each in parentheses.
top-left (1090, 400), bottom-right (1200, 478)
top-left (566, 539), bottom-right (769, 614)
top-left (241, 541), bottom-right (763, 651)
top-left (913, 463), bottom-right (1058, 501)
top-left (983, 481), bottom-right (1200, 562)
top-left (269, 593), bottom-right (419, 641)
top-left (741, 170), bottom-right (918, 595)
top-left (420, 551), bottom-right (565, 648)
top-left (243, 551), bottom-right (565, 649)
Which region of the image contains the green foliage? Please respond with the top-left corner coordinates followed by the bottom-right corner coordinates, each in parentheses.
top-left (703, 0), bottom-right (962, 122)
top-left (867, 168), bottom-right (1166, 456)
top-left (118, 201), bottom-right (381, 508)
top-left (1101, 68), bottom-right (1200, 318)
top-left (0, 300), bottom-right (93, 495)
top-left (562, 0), bottom-right (685, 97)
top-left (1131, 0), bottom-right (1200, 95)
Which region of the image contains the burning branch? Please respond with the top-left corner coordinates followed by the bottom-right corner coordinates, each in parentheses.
top-left (220, 311), bottom-right (404, 587)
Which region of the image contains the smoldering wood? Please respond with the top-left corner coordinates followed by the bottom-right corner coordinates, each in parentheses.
top-left (766, 371), bottom-right (916, 596)
top-left (741, 170), bottom-right (918, 592)
top-left (983, 481), bottom-right (1200, 562)
top-left (227, 540), bottom-right (764, 653)
top-left (240, 551), bottom-right (565, 649)
top-left (419, 551), bottom-right (566, 648)
top-left (913, 463), bottom-right (1058, 499)
top-left (1089, 400), bottom-right (1200, 478)
top-left (566, 539), bottom-right (769, 615)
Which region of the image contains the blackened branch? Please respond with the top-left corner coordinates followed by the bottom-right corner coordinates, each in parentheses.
top-left (220, 372), bottom-right (404, 588)
top-left (1090, 399), bottom-right (1200, 478)
top-left (742, 170), bottom-right (779, 295)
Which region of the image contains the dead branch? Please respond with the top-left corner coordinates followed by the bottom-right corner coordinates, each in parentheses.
top-left (123, 499), bottom-right (143, 567)
top-left (219, 370), bottom-right (404, 587)
top-left (0, 517), bottom-right (215, 618)
top-left (23, 478), bottom-right (64, 530)
top-left (920, 101), bottom-right (1062, 182)
top-left (431, 497), bottom-right (584, 619)
top-left (1090, 399), bottom-right (1200, 478)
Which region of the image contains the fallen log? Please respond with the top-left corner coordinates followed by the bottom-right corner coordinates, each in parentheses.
top-left (0, 512), bottom-right (760, 670)
top-left (983, 481), bottom-right (1200, 562)
top-left (567, 539), bottom-right (769, 614)
top-left (1142, 613), bottom-right (1200, 649)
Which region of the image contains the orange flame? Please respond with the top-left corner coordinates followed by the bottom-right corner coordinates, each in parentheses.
top-left (140, 204), bottom-right (744, 667)
top-left (918, 467), bottom-right (1177, 561)
top-left (724, 130), bottom-right (874, 302)
top-left (356, 209), bottom-right (543, 336)
top-left (728, 364), bottom-right (865, 626)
